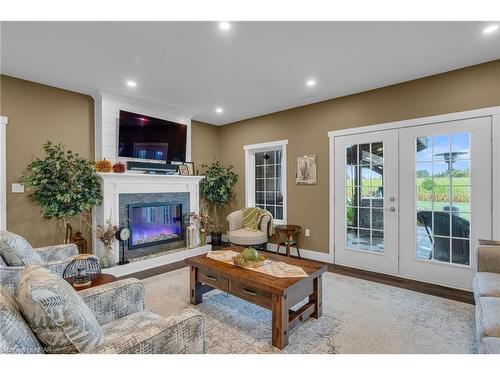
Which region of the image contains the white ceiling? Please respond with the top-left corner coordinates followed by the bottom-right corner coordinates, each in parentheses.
top-left (1, 21), bottom-right (499, 125)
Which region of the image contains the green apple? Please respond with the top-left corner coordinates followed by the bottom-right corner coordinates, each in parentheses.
top-left (241, 247), bottom-right (259, 262)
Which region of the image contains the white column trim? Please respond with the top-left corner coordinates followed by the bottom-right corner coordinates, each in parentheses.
top-left (0, 116), bottom-right (8, 231)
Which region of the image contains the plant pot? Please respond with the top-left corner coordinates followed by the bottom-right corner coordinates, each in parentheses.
top-left (210, 231), bottom-right (222, 246)
top-left (200, 230), bottom-right (207, 246)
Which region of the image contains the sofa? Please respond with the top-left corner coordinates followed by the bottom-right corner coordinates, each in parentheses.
top-left (0, 230), bottom-right (78, 295)
top-left (226, 209), bottom-right (271, 248)
top-left (0, 270), bottom-right (205, 354)
top-left (473, 243), bottom-right (500, 354)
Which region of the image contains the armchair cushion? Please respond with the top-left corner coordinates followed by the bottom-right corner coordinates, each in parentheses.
top-left (17, 266), bottom-right (104, 353)
top-left (227, 210), bottom-right (244, 232)
top-left (78, 278), bottom-right (145, 326)
top-left (35, 244), bottom-right (78, 262)
top-left (0, 258), bottom-right (73, 296)
top-left (228, 228), bottom-right (267, 246)
top-left (94, 310), bottom-right (204, 354)
top-left (478, 245), bottom-right (500, 273)
top-left (473, 272), bottom-right (500, 298)
top-left (0, 285), bottom-right (44, 354)
top-left (475, 297), bottom-right (500, 339)
top-left (0, 231), bottom-right (43, 266)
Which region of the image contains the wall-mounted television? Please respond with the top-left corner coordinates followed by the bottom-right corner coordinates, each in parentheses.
top-left (118, 110), bottom-right (187, 162)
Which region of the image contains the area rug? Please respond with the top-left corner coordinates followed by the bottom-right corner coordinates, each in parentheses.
top-left (142, 267), bottom-right (475, 354)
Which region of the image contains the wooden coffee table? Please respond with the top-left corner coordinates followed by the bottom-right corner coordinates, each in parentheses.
top-left (185, 246), bottom-right (327, 349)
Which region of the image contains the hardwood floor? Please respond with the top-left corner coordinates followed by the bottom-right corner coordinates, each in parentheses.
top-left (329, 263), bottom-right (474, 305)
top-left (120, 243), bottom-right (474, 305)
top-left (118, 260), bottom-right (187, 281)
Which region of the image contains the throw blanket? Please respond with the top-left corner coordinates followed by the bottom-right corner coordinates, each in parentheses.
top-left (242, 207), bottom-right (275, 236)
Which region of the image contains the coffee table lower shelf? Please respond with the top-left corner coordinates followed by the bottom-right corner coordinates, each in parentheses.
top-left (186, 255), bottom-right (326, 350)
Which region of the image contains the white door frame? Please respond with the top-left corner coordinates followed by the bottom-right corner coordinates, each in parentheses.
top-left (0, 116), bottom-right (8, 231)
top-left (329, 106), bottom-right (500, 279)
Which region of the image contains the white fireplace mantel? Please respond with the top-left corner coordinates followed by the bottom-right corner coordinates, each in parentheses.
top-left (92, 172), bottom-right (205, 263)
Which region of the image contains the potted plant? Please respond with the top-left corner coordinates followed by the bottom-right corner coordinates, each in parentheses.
top-left (199, 161), bottom-right (238, 246)
top-left (21, 141), bottom-right (102, 242)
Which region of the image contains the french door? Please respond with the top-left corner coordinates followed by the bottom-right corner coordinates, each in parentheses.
top-left (334, 117), bottom-right (492, 290)
top-left (334, 129), bottom-right (399, 275)
top-left (399, 118), bottom-right (491, 289)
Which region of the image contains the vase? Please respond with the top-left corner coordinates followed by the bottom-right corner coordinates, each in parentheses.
top-left (186, 224), bottom-right (200, 249)
top-left (200, 230), bottom-right (207, 246)
top-left (99, 245), bottom-right (116, 268)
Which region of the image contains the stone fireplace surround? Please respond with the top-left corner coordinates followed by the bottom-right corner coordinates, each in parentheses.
top-left (119, 192), bottom-right (190, 260)
top-left (93, 172), bottom-right (209, 277)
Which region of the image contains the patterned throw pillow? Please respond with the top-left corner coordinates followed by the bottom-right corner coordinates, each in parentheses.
top-left (0, 284), bottom-right (44, 354)
top-left (17, 266), bottom-right (104, 353)
top-left (0, 231), bottom-right (43, 266)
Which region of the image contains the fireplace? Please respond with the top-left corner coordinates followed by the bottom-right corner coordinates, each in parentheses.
top-left (128, 202), bottom-right (184, 250)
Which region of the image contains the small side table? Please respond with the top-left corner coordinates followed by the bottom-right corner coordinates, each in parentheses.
top-left (275, 224), bottom-right (302, 258)
top-left (66, 274), bottom-right (117, 292)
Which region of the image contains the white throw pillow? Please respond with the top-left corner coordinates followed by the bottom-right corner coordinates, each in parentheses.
top-left (0, 231), bottom-right (43, 266)
top-left (17, 266), bottom-right (104, 353)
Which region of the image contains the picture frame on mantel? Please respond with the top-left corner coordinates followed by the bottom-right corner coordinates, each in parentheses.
top-left (184, 162), bottom-right (195, 175)
top-left (296, 155), bottom-right (317, 185)
top-left (178, 164), bottom-right (189, 176)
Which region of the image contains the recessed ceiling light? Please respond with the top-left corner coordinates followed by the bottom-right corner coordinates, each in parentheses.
top-left (219, 22), bottom-right (231, 31)
top-left (126, 80), bottom-right (137, 88)
top-left (215, 107), bottom-right (224, 114)
top-left (483, 24), bottom-right (499, 34)
top-left (306, 79), bottom-right (316, 87)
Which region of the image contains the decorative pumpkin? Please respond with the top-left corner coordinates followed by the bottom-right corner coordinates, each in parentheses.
top-left (112, 162), bottom-right (126, 173)
top-left (95, 159), bottom-right (113, 173)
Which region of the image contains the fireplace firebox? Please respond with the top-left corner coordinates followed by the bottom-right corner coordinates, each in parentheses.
top-left (128, 202), bottom-right (184, 250)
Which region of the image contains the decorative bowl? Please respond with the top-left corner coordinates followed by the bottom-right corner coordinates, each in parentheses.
top-left (232, 254), bottom-right (267, 268)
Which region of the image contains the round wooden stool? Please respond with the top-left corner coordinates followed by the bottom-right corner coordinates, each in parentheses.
top-left (275, 224), bottom-right (301, 258)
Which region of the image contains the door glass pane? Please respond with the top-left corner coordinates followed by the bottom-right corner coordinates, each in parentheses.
top-left (255, 150), bottom-right (284, 220)
top-left (415, 132), bottom-right (471, 266)
top-left (345, 142), bottom-right (384, 253)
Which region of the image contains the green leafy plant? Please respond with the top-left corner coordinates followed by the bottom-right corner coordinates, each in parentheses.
top-left (21, 141), bottom-right (102, 227)
top-left (200, 160), bottom-right (238, 231)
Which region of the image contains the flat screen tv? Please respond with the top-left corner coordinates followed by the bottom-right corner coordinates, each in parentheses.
top-left (118, 110), bottom-right (187, 162)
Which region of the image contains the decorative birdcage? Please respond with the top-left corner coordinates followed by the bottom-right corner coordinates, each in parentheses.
top-left (62, 254), bottom-right (102, 287)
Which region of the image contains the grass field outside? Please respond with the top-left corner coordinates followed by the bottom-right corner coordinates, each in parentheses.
top-left (346, 176), bottom-right (471, 219)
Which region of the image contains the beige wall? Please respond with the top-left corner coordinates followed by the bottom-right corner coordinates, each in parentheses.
top-left (1, 75), bottom-right (95, 247)
top-left (191, 120), bottom-right (221, 172)
top-left (2, 60), bottom-right (500, 253)
top-left (218, 60), bottom-right (500, 253)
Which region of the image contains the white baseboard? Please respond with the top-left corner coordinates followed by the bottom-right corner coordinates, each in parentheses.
top-left (105, 245), bottom-right (211, 278)
top-left (266, 243), bottom-right (332, 263)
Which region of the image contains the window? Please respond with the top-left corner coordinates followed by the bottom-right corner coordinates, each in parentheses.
top-left (244, 140), bottom-right (287, 224)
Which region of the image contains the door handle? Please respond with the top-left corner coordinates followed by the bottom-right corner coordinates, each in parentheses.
top-left (205, 275), bottom-right (217, 281)
top-left (384, 207), bottom-right (396, 212)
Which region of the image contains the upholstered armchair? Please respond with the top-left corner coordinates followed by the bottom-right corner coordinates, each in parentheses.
top-left (0, 276), bottom-right (205, 354)
top-left (0, 231), bottom-right (79, 295)
top-left (226, 209), bottom-right (271, 248)
top-left (79, 278), bottom-right (205, 354)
